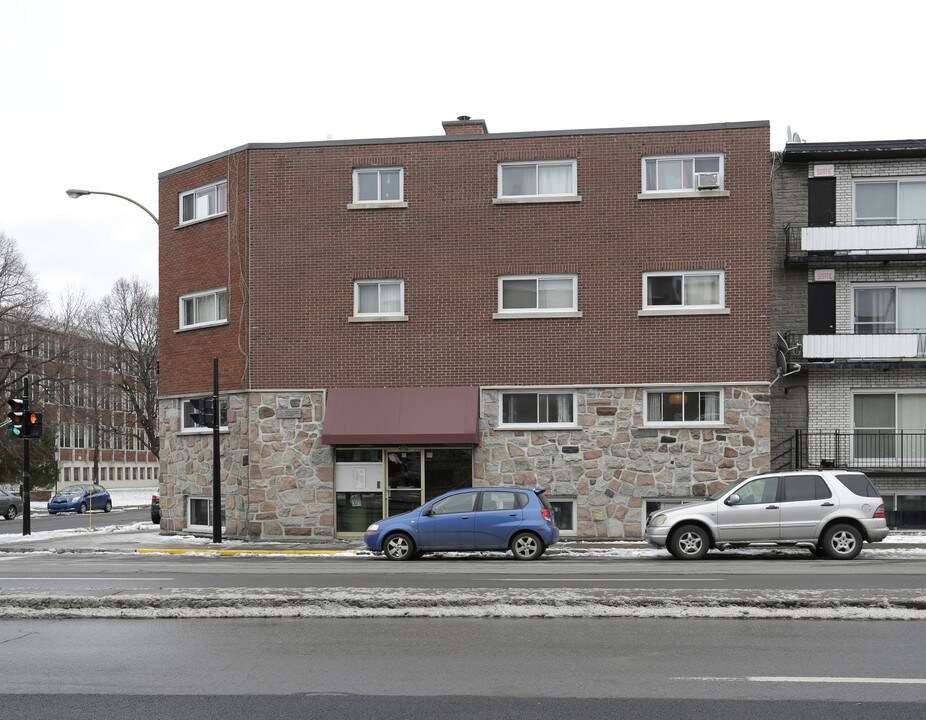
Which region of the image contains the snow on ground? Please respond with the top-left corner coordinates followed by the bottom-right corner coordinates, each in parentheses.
top-left (5, 486), bottom-right (925, 560)
top-left (30, 486), bottom-right (157, 513)
top-left (2, 487), bottom-right (925, 619)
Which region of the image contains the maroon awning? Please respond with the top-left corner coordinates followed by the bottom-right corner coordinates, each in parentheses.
top-left (322, 386), bottom-right (480, 445)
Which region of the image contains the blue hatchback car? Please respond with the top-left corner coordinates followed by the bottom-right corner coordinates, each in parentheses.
top-left (47, 484), bottom-right (113, 515)
top-left (364, 487), bottom-right (559, 561)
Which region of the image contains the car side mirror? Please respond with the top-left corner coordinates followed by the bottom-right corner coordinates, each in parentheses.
top-left (421, 506), bottom-right (432, 517)
top-left (726, 493), bottom-right (741, 506)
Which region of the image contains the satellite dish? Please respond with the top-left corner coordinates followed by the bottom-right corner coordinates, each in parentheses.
top-left (787, 125), bottom-right (792, 143)
top-left (776, 349), bottom-right (788, 376)
top-left (792, 132), bottom-right (802, 143)
top-left (776, 333), bottom-right (789, 354)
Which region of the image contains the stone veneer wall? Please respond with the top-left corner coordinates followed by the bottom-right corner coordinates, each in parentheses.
top-left (160, 385), bottom-right (769, 541)
top-left (477, 386), bottom-right (770, 538)
top-left (159, 391), bottom-right (333, 540)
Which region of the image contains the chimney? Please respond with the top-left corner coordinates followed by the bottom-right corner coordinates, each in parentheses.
top-left (442, 115), bottom-right (488, 136)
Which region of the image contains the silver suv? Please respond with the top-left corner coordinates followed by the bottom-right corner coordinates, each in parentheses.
top-left (644, 470), bottom-right (889, 560)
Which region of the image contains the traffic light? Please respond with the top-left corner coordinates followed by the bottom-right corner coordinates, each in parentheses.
top-left (189, 397), bottom-right (214, 428)
top-left (7, 397), bottom-right (25, 436)
top-left (25, 411), bottom-right (43, 439)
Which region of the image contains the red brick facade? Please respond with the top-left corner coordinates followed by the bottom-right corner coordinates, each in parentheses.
top-left (160, 120), bottom-right (771, 396)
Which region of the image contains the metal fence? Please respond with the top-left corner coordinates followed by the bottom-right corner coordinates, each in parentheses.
top-left (793, 430), bottom-right (926, 471)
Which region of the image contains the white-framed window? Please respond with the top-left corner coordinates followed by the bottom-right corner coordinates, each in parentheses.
top-left (353, 280), bottom-right (405, 317)
top-left (353, 167), bottom-right (404, 204)
top-left (187, 496), bottom-right (224, 530)
top-left (853, 391), bottom-right (926, 462)
top-left (181, 397), bottom-right (230, 432)
top-left (549, 498), bottom-right (577, 537)
top-left (180, 180), bottom-right (228, 224)
top-left (645, 389), bottom-right (723, 426)
top-left (854, 178), bottom-right (926, 225)
top-left (643, 271), bottom-right (724, 310)
top-left (497, 275), bottom-right (578, 315)
top-left (498, 390), bottom-right (577, 429)
top-left (179, 288), bottom-right (228, 329)
top-left (854, 284), bottom-right (926, 341)
top-left (497, 160), bottom-right (577, 199)
top-left (642, 154), bottom-right (724, 193)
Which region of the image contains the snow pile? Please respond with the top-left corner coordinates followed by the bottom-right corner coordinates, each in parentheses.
top-left (1, 586), bottom-right (924, 620)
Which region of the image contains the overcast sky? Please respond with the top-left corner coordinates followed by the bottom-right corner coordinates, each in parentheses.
top-left (2, 0), bottom-right (923, 303)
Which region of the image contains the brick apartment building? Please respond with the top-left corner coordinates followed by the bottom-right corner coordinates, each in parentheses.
top-left (157, 117), bottom-right (772, 540)
top-left (1, 320), bottom-right (158, 489)
top-left (771, 137), bottom-right (926, 528)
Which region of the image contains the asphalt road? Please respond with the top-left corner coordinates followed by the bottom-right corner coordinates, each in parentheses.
top-left (0, 506), bottom-right (151, 534)
top-left (1, 550), bottom-right (924, 593)
top-left (1, 617), bottom-right (924, 718)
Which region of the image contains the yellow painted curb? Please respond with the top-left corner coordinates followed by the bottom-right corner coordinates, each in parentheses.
top-left (135, 548), bottom-right (352, 556)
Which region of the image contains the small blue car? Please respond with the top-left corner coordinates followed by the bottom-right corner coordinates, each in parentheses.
top-left (47, 484), bottom-right (113, 515)
top-left (364, 487), bottom-right (559, 561)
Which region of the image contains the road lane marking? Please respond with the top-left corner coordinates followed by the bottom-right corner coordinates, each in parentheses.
top-left (135, 548), bottom-right (348, 555)
top-left (0, 577), bottom-right (174, 581)
top-left (502, 578), bottom-right (724, 582)
top-left (678, 676), bottom-right (926, 685)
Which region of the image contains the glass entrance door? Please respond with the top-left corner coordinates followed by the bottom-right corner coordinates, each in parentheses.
top-left (386, 450), bottom-right (422, 516)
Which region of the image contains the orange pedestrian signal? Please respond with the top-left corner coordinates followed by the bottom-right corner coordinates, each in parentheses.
top-left (25, 411), bottom-right (43, 439)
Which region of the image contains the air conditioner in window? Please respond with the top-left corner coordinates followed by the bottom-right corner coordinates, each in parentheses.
top-left (695, 172), bottom-right (720, 190)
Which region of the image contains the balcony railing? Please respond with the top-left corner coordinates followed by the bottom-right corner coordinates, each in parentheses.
top-left (802, 332), bottom-right (926, 359)
top-left (784, 223), bottom-right (926, 262)
top-left (792, 430), bottom-right (926, 471)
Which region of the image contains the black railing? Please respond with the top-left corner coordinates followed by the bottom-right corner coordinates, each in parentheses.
top-left (795, 429), bottom-right (926, 471)
top-left (771, 436), bottom-right (794, 472)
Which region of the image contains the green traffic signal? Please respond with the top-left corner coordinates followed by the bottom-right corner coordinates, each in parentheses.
top-left (7, 397), bottom-right (25, 436)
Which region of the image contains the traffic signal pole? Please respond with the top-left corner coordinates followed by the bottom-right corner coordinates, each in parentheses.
top-left (212, 357), bottom-right (221, 544)
top-left (22, 378), bottom-right (31, 536)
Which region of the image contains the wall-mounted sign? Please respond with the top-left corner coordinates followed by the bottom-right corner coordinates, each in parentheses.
top-left (813, 164), bottom-right (836, 178)
top-left (814, 269), bottom-right (835, 282)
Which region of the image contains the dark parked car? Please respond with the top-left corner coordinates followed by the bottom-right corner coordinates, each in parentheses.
top-left (47, 484), bottom-right (112, 514)
top-left (364, 487), bottom-right (559, 561)
top-left (151, 494), bottom-right (161, 524)
top-left (0, 489), bottom-right (23, 520)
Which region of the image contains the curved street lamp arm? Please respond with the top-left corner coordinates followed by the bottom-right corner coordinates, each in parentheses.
top-left (65, 189), bottom-right (158, 224)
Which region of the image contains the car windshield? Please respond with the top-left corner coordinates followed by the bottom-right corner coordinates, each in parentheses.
top-left (59, 485), bottom-right (89, 494)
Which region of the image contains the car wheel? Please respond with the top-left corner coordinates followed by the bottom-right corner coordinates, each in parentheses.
top-left (4, 505), bottom-right (16, 520)
top-left (383, 533), bottom-right (416, 561)
top-left (510, 531), bottom-right (544, 560)
top-left (821, 524), bottom-right (863, 560)
top-left (669, 524), bottom-right (710, 560)
top-left (77, 503), bottom-right (87, 514)
top-left (103, 501), bottom-right (112, 513)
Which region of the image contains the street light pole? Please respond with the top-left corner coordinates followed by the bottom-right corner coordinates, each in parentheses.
top-left (65, 188), bottom-right (158, 224)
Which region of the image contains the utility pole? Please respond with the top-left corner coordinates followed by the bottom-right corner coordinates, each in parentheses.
top-left (212, 356), bottom-right (221, 544)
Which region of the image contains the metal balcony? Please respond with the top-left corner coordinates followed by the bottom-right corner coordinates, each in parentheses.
top-left (785, 223), bottom-right (926, 264)
top-left (802, 333), bottom-right (925, 360)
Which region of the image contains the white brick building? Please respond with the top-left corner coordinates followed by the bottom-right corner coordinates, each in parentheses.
top-left (773, 139), bottom-right (926, 528)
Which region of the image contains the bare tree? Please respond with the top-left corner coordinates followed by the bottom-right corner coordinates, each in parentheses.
top-left (90, 278), bottom-right (159, 459)
top-left (0, 231), bottom-right (48, 396)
